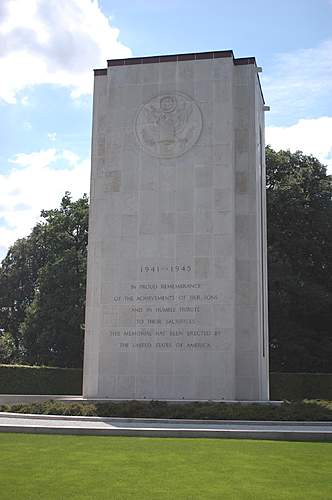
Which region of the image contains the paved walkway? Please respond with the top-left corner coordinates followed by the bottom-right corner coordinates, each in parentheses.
top-left (0, 413), bottom-right (331, 441)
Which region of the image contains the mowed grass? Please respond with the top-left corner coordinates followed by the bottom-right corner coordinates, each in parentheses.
top-left (0, 434), bottom-right (331, 500)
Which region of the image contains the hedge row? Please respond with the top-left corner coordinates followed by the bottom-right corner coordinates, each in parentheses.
top-left (0, 365), bottom-right (331, 400)
top-left (270, 372), bottom-right (332, 400)
top-left (0, 364), bottom-right (82, 395)
top-left (1, 399), bottom-right (332, 421)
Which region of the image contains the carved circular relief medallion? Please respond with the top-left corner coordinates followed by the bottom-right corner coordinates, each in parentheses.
top-left (135, 93), bottom-right (202, 158)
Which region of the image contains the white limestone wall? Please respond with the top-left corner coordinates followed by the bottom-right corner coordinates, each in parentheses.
top-left (233, 64), bottom-right (269, 400)
top-left (83, 57), bottom-right (268, 400)
top-left (83, 73), bottom-right (107, 397)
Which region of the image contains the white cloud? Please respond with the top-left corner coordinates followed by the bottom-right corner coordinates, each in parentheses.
top-left (59, 149), bottom-right (80, 166)
top-left (266, 116), bottom-right (332, 173)
top-left (262, 39), bottom-right (332, 119)
top-left (0, 148), bottom-right (90, 259)
top-left (0, 0), bottom-right (131, 103)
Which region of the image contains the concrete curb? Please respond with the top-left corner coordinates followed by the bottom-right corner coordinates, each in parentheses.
top-left (1, 424), bottom-right (332, 441)
top-left (1, 412), bottom-right (331, 427)
top-left (0, 413), bottom-right (331, 441)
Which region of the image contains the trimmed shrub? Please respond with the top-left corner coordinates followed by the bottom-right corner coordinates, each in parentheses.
top-left (0, 365), bottom-right (331, 401)
top-left (0, 364), bottom-right (82, 395)
top-left (270, 372), bottom-right (332, 400)
top-left (1, 399), bottom-right (332, 421)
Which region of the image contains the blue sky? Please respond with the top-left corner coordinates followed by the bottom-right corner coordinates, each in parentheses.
top-left (0, 0), bottom-right (331, 260)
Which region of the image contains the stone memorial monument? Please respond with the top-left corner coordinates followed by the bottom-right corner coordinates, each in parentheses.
top-left (83, 50), bottom-right (269, 401)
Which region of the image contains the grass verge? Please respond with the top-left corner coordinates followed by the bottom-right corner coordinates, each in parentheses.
top-left (1, 434), bottom-right (331, 500)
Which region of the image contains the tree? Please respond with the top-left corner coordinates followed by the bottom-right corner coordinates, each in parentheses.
top-left (0, 224), bottom-right (47, 355)
top-left (0, 331), bottom-right (16, 364)
top-left (0, 193), bottom-right (88, 367)
top-left (266, 147), bottom-right (332, 372)
top-left (21, 193), bottom-right (89, 367)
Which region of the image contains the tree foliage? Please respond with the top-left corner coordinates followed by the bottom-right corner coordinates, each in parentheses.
top-left (0, 224), bottom-right (47, 363)
top-left (0, 193), bottom-right (88, 367)
top-left (266, 147), bottom-right (332, 372)
top-left (0, 148), bottom-right (331, 372)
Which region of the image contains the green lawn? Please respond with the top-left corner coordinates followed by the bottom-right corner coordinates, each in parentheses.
top-left (1, 434), bottom-right (331, 500)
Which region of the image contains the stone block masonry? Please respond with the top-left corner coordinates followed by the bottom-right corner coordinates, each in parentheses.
top-left (83, 50), bottom-right (269, 401)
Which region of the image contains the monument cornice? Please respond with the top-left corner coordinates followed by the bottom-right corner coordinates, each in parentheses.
top-left (93, 50), bottom-right (257, 74)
